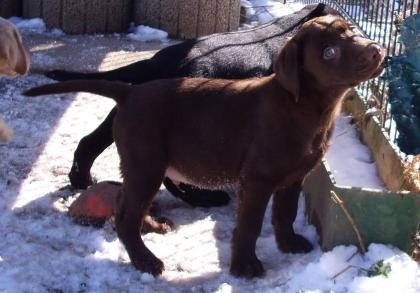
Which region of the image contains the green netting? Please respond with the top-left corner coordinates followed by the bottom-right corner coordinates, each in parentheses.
top-left (384, 13), bottom-right (420, 155)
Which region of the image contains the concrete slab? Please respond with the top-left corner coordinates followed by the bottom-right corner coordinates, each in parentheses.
top-left (21, 31), bottom-right (178, 74)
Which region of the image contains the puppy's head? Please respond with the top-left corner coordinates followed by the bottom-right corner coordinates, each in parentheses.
top-left (274, 15), bottom-right (384, 98)
top-left (0, 18), bottom-right (30, 76)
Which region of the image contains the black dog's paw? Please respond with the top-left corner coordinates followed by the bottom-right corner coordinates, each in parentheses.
top-left (178, 183), bottom-right (230, 207)
top-left (69, 165), bottom-right (94, 189)
top-left (230, 255), bottom-right (265, 278)
top-left (277, 233), bottom-right (313, 253)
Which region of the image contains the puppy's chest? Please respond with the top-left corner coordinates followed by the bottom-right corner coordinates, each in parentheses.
top-left (301, 126), bottom-right (332, 170)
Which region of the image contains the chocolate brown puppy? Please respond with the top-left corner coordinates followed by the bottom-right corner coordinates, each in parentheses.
top-left (26, 15), bottom-right (384, 278)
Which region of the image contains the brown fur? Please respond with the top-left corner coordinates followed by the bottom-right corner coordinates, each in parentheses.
top-left (0, 17), bottom-right (30, 143)
top-left (25, 15), bottom-right (384, 278)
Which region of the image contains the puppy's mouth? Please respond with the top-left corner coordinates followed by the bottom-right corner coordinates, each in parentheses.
top-left (369, 60), bottom-right (385, 78)
top-left (354, 58), bottom-right (385, 82)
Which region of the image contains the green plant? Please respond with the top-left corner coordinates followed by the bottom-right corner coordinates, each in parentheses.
top-left (367, 259), bottom-right (392, 278)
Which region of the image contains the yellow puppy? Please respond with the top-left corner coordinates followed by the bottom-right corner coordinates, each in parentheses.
top-left (0, 17), bottom-right (30, 143)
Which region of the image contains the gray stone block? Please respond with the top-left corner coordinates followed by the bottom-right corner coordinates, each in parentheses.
top-left (197, 0), bottom-right (216, 37)
top-left (133, 0), bottom-right (147, 24)
top-left (146, 0), bottom-right (160, 29)
top-left (134, 0), bottom-right (236, 39)
top-left (22, 0), bottom-right (42, 19)
top-left (160, 0), bottom-right (178, 37)
top-left (62, 0), bottom-right (85, 34)
top-left (42, 0), bottom-right (60, 29)
top-left (107, 0), bottom-right (125, 33)
top-left (229, 0), bottom-right (240, 31)
top-left (121, 0), bottom-right (132, 29)
top-left (0, 0), bottom-right (22, 17)
top-left (178, 0), bottom-right (199, 39)
top-left (85, 0), bottom-right (106, 34)
top-left (215, 0), bottom-right (229, 33)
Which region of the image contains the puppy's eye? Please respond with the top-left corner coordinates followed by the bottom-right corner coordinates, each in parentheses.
top-left (323, 47), bottom-right (336, 60)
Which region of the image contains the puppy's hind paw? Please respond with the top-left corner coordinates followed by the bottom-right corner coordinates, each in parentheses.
top-left (277, 233), bottom-right (313, 253)
top-left (141, 215), bottom-right (173, 234)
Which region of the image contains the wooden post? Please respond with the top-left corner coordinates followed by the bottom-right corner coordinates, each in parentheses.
top-left (197, 0), bottom-right (217, 37)
top-left (22, 0), bottom-right (42, 19)
top-left (85, 0), bottom-right (106, 34)
top-left (61, 0), bottom-right (85, 34)
top-left (42, 0), bottom-right (61, 29)
top-left (178, 0), bottom-right (199, 39)
top-left (160, 0), bottom-right (178, 37)
top-left (229, 0), bottom-right (240, 31)
top-left (215, 0), bottom-right (230, 33)
top-left (0, 0), bottom-right (22, 17)
top-left (146, 0), bottom-right (160, 29)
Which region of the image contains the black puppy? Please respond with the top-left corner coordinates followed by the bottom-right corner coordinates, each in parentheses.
top-left (46, 4), bottom-right (328, 207)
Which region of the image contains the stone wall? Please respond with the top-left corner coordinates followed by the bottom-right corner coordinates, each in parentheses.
top-left (133, 0), bottom-right (241, 39)
top-left (5, 0), bottom-right (240, 37)
top-left (22, 0), bottom-right (132, 34)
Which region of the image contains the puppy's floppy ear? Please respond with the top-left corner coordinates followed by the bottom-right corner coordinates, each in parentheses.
top-left (274, 39), bottom-right (300, 101)
top-left (12, 30), bottom-right (30, 75)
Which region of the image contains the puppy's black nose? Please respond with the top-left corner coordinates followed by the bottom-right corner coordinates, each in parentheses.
top-left (364, 44), bottom-right (382, 62)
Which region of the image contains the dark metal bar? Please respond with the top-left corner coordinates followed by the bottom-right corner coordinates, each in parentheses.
top-left (385, 0), bottom-right (397, 56)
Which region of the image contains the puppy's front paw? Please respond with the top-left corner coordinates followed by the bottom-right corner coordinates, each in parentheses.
top-left (230, 255), bottom-right (265, 278)
top-left (131, 252), bottom-right (165, 276)
top-left (277, 233), bottom-right (313, 253)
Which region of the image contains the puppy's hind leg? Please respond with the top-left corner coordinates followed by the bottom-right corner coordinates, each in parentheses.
top-left (114, 160), bottom-right (166, 276)
top-left (271, 180), bottom-right (313, 253)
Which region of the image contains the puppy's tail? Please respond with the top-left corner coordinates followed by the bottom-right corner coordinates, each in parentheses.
top-left (24, 80), bottom-right (130, 104)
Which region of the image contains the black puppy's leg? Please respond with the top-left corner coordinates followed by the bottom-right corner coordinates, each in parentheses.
top-left (69, 107), bottom-right (116, 188)
top-left (163, 178), bottom-right (230, 207)
top-left (271, 180), bottom-right (313, 253)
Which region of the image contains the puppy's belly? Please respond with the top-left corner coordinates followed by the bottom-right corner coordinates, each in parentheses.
top-left (164, 166), bottom-right (236, 189)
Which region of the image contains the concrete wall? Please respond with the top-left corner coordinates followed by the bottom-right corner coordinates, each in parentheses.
top-left (0, 0), bottom-right (22, 17)
top-left (14, 0), bottom-right (240, 37)
top-left (22, 0), bottom-right (132, 34)
top-left (134, 0), bottom-right (241, 39)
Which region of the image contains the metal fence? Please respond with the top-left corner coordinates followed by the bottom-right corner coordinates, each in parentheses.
top-left (300, 0), bottom-right (419, 143)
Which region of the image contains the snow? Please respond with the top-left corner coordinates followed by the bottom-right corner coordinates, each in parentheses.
top-left (241, 0), bottom-right (305, 24)
top-left (326, 113), bottom-right (386, 190)
top-left (0, 4), bottom-right (418, 292)
top-left (127, 25), bottom-right (169, 42)
top-left (0, 74), bottom-right (418, 292)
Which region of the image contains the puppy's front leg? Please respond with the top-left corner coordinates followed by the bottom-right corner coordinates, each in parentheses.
top-left (230, 179), bottom-right (273, 278)
top-left (271, 180), bottom-right (313, 253)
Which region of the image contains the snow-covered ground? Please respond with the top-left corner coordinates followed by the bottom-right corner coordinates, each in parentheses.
top-left (0, 4), bottom-right (418, 292)
top-left (326, 114), bottom-right (386, 190)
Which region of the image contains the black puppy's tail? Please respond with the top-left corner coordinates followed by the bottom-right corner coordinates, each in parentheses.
top-left (24, 80), bottom-right (130, 104)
